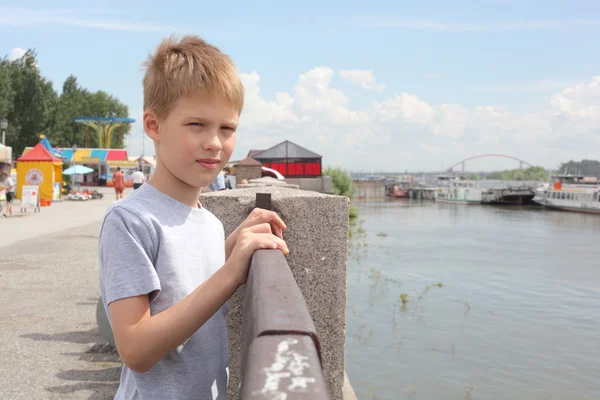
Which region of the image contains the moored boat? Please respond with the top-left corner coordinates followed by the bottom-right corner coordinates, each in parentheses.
top-left (533, 175), bottom-right (600, 214)
top-left (434, 176), bottom-right (483, 205)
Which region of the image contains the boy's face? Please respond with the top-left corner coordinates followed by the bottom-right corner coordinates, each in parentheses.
top-left (146, 90), bottom-right (238, 189)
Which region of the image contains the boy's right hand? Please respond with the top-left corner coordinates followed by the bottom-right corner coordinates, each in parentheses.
top-left (225, 223), bottom-right (289, 286)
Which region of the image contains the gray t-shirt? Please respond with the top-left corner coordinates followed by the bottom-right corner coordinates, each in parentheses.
top-left (99, 183), bottom-right (229, 400)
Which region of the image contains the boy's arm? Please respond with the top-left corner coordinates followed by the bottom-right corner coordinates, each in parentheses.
top-left (102, 211), bottom-right (288, 373)
top-left (109, 262), bottom-right (238, 373)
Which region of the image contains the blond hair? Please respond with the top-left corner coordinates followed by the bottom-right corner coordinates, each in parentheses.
top-left (143, 35), bottom-right (244, 117)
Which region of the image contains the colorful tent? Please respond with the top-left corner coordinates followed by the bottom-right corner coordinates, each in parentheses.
top-left (39, 135), bottom-right (64, 159)
top-left (16, 143), bottom-right (63, 202)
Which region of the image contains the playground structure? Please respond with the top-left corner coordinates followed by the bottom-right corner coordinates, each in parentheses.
top-left (73, 116), bottom-right (135, 149)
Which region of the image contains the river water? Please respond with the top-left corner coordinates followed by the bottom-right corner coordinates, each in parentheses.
top-left (345, 200), bottom-right (600, 400)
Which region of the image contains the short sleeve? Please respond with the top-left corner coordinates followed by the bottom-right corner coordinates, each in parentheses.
top-left (99, 207), bottom-right (161, 306)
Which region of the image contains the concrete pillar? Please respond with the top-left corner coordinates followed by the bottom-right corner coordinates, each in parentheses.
top-left (201, 187), bottom-right (350, 400)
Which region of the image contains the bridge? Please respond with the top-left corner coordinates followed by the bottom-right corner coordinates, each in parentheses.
top-left (445, 154), bottom-right (534, 174)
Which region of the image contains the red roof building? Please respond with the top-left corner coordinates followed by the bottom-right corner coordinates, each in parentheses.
top-left (252, 140), bottom-right (322, 178)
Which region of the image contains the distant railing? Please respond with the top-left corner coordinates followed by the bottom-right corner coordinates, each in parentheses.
top-left (239, 249), bottom-right (329, 399)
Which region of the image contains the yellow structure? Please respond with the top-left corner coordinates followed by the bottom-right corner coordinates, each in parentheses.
top-left (73, 116), bottom-right (136, 149)
top-left (16, 143), bottom-right (63, 202)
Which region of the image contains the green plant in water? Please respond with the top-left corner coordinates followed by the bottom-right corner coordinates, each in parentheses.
top-left (465, 384), bottom-right (476, 400)
top-left (369, 387), bottom-right (380, 400)
top-left (416, 282), bottom-right (445, 305)
top-left (400, 293), bottom-right (409, 304)
top-left (353, 323), bottom-right (373, 344)
top-left (457, 297), bottom-right (471, 316)
top-left (349, 205), bottom-right (359, 224)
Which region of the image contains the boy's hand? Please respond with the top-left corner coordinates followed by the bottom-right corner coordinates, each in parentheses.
top-left (225, 223), bottom-right (289, 286)
top-left (225, 208), bottom-right (287, 260)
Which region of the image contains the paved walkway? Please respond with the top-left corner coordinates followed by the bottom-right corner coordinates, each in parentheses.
top-left (0, 188), bottom-right (134, 399)
top-left (0, 187), bottom-right (130, 247)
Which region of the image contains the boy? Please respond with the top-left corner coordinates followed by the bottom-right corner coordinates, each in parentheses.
top-left (1, 171), bottom-right (15, 217)
top-left (99, 35), bottom-right (289, 400)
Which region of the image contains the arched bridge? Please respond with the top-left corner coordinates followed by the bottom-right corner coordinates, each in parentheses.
top-left (445, 154), bottom-right (534, 173)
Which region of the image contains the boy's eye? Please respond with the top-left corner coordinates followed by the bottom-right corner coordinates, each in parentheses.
top-left (189, 122), bottom-right (204, 128)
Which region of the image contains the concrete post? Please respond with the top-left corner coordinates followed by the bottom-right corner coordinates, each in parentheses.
top-left (201, 187), bottom-right (350, 400)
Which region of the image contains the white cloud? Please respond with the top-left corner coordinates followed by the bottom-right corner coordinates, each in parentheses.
top-left (549, 77), bottom-right (600, 121)
top-left (354, 17), bottom-right (600, 32)
top-left (231, 70), bottom-right (600, 171)
top-left (124, 69), bottom-right (600, 172)
top-left (239, 71), bottom-right (302, 127)
top-left (432, 104), bottom-right (469, 138)
top-left (339, 69), bottom-right (386, 91)
top-left (0, 7), bottom-right (174, 32)
top-left (472, 80), bottom-right (579, 94)
top-left (9, 48), bottom-right (26, 61)
top-left (374, 93), bottom-right (434, 125)
top-left (420, 144), bottom-right (443, 154)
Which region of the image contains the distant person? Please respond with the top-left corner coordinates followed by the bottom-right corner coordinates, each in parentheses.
top-left (98, 35), bottom-right (288, 400)
top-left (132, 167), bottom-right (146, 190)
top-left (208, 170), bottom-right (226, 191)
top-left (1, 171), bottom-right (15, 217)
top-left (113, 167), bottom-right (125, 200)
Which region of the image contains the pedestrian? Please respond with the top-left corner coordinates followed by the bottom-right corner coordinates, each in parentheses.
top-left (113, 167), bottom-right (125, 200)
top-left (1, 171), bottom-right (15, 217)
top-left (98, 35), bottom-right (288, 400)
top-left (208, 169), bottom-right (226, 191)
top-left (131, 167), bottom-right (145, 190)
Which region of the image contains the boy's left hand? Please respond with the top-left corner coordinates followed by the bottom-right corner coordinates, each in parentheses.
top-left (225, 208), bottom-right (287, 260)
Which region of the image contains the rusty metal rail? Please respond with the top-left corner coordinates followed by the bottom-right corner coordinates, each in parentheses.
top-left (239, 249), bottom-right (329, 399)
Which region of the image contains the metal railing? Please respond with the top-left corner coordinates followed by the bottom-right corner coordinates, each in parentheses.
top-left (239, 249), bottom-right (329, 399)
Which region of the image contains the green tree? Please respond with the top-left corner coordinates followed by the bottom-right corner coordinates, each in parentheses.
top-left (323, 166), bottom-right (357, 223)
top-left (51, 76), bottom-right (131, 149)
top-left (488, 166), bottom-right (548, 181)
top-left (558, 160), bottom-right (600, 176)
top-left (323, 166), bottom-right (355, 198)
top-left (0, 49), bottom-right (131, 157)
top-left (0, 50), bottom-right (57, 156)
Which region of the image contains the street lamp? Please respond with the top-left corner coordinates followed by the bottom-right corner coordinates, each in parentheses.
top-left (0, 118), bottom-right (8, 146)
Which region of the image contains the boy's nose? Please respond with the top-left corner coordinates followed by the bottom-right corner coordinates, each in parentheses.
top-left (202, 132), bottom-right (223, 152)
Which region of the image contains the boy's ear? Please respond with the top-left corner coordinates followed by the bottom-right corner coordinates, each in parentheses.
top-left (144, 111), bottom-right (160, 142)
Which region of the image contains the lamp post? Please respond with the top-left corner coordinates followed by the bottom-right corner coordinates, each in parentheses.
top-left (0, 118), bottom-right (8, 145)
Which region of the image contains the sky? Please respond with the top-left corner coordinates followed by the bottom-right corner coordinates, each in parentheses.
top-left (1, 0), bottom-right (599, 172)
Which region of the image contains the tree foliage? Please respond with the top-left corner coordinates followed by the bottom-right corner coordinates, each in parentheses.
top-left (0, 50), bottom-right (130, 157)
top-left (323, 166), bottom-right (355, 198)
top-left (487, 166), bottom-right (548, 181)
top-left (558, 160), bottom-right (600, 177)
